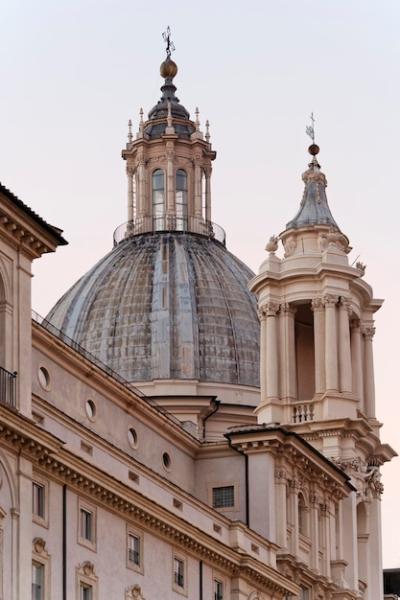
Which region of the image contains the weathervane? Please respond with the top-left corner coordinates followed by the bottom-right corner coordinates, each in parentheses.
top-left (162, 26), bottom-right (175, 58)
top-left (306, 112), bottom-right (316, 143)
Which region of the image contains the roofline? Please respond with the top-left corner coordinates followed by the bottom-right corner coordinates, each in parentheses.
top-left (225, 424), bottom-right (356, 492)
top-left (0, 181), bottom-right (68, 246)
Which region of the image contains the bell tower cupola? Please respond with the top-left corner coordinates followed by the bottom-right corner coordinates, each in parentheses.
top-left (251, 131), bottom-right (383, 429)
top-left (118, 28), bottom-right (220, 244)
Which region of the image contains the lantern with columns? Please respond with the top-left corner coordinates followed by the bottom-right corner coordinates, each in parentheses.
top-left (119, 53), bottom-right (217, 243)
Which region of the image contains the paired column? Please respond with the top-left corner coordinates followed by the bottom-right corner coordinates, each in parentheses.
top-left (351, 319), bottom-right (364, 407)
top-left (324, 295), bottom-right (339, 392)
top-left (205, 170), bottom-right (211, 221)
top-left (279, 303), bottom-right (297, 402)
top-left (194, 160), bottom-right (202, 218)
top-left (137, 159), bottom-right (146, 217)
top-left (166, 143), bottom-right (175, 219)
top-left (311, 298), bottom-right (325, 394)
top-left (126, 167), bottom-right (134, 222)
top-left (338, 297), bottom-right (352, 393)
top-left (362, 324), bottom-right (376, 418)
top-left (274, 469), bottom-right (288, 550)
top-left (265, 302), bottom-right (280, 401)
top-left (310, 494), bottom-right (320, 571)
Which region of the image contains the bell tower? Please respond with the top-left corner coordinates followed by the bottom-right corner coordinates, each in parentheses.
top-left (250, 138), bottom-right (395, 599)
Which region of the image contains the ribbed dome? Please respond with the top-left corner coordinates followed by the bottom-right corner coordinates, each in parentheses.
top-left (47, 233), bottom-right (260, 387)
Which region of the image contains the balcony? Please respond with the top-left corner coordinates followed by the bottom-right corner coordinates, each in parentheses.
top-left (0, 366), bottom-right (17, 409)
top-left (113, 216), bottom-right (226, 247)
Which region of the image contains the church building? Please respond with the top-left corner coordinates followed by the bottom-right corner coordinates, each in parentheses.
top-left (0, 37), bottom-right (395, 600)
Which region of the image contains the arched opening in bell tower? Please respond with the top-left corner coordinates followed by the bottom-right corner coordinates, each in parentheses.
top-left (294, 303), bottom-right (315, 402)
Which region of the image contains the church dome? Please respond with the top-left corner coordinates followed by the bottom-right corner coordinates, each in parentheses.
top-left (46, 232), bottom-right (260, 386)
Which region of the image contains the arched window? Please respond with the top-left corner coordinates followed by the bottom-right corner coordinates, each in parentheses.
top-left (152, 169), bottom-right (165, 230)
top-left (175, 169), bottom-right (188, 230)
top-left (298, 494), bottom-right (309, 537)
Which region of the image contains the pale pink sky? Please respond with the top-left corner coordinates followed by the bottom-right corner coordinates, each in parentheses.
top-left (0, 0), bottom-right (399, 567)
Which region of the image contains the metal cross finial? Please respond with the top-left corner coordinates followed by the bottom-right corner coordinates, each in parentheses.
top-left (306, 112), bottom-right (316, 143)
top-left (162, 26), bottom-right (175, 58)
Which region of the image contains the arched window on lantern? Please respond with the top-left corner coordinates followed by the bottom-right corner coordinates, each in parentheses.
top-left (298, 493), bottom-right (309, 537)
top-left (175, 170), bottom-right (188, 230)
top-left (152, 169), bottom-right (165, 230)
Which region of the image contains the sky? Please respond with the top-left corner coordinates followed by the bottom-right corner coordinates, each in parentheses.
top-left (0, 0), bottom-right (399, 568)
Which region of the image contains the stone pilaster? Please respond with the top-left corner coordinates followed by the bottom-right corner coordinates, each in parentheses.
top-left (127, 167), bottom-right (134, 222)
top-left (265, 302), bottom-right (280, 401)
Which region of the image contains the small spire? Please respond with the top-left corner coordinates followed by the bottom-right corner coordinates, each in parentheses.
top-left (205, 120), bottom-right (210, 143)
top-left (285, 139), bottom-right (340, 231)
top-left (195, 107), bottom-right (200, 131)
top-left (127, 119), bottom-right (133, 143)
top-left (137, 107), bottom-right (144, 138)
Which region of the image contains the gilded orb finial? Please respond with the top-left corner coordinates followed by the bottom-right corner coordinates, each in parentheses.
top-left (160, 26), bottom-right (178, 79)
top-left (306, 112), bottom-right (320, 156)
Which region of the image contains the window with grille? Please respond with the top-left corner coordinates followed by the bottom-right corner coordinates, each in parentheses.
top-left (214, 579), bottom-right (224, 600)
top-left (80, 582), bottom-right (93, 600)
top-left (173, 557), bottom-right (185, 588)
top-left (32, 562), bottom-right (44, 600)
top-left (128, 533), bottom-right (141, 566)
top-left (212, 485), bottom-right (234, 509)
top-left (80, 508), bottom-right (93, 542)
top-left (32, 482), bottom-right (45, 519)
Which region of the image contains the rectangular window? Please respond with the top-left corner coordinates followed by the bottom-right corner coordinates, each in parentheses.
top-left (80, 583), bottom-right (93, 600)
top-left (32, 482), bottom-right (45, 519)
top-left (80, 508), bottom-right (93, 542)
top-left (212, 486), bottom-right (234, 509)
top-left (173, 557), bottom-right (185, 588)
top-left (32, 562), bottom-right (44, 600)
top-left (214, 579), bottom-right (223, 600)
top-left (128, 533), bottom-right (140, 566)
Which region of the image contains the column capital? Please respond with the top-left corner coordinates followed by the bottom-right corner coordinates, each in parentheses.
top-left (339, 296), bottom-right (352, 313)
top-left (361, 323), bottom-right (375, 340)
top-left (323, 294), bottom-right (339, 307)
top-left (350, 318), bottom-right (361, 330)
top-left (260, 301), bottom-right (280, 317)
top-left (280, 302), bottom-right (296, 315)
top-left (311, 297), bottom-right (325, 311)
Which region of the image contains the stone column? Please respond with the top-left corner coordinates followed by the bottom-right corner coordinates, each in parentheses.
top-left (275, 469), bottom-right (288, 550)
top-left (351, 320), bottom-right (364, 408)
top-left (311, 298), bottom-right (325, 394)
top-left (320, 502), bottom-right (331, 578)
top-left (288, 480), bottom-right (299, 557)
top-left (137, 159), bottom-right (146, 218)
top-left (338, 298), bottom-right (352, 393)
top-left (258, 308), bottom-right (267, 403)
top-left (127, 167), bottom-right (134, 222)
top-left (194, 159), bottom-right (202, 218)
top-left (16, 456), bottom-right (33, 600)
top-left (362, 324), bottom-right (376, 418)
top-left (324, 295), bottom-right (339, 392)
top-left (279, 303), bottom-right (297, 402)
top-left (265, 302), bottom-right (280, 401)
top-left (166, 143), bottom-right (175, 221)
top-left (205, 170), bottom-right (211, 222)
top-left (310, 494), bottom-right (320, 571)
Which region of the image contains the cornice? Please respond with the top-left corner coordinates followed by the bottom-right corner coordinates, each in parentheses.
top-left (0, 406), bottom-right (298, 597)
